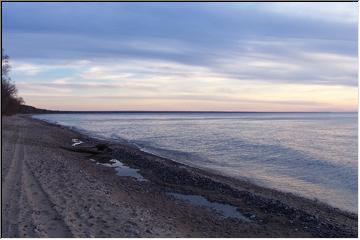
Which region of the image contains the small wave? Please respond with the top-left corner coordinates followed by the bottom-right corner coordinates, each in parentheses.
top-left (131, 141), bottom-right (210, 165)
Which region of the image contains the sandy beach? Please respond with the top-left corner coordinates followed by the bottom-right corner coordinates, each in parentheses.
top-left (1, 115), bottom-right (357, 237)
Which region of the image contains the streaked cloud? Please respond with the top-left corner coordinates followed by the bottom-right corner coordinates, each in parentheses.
top-left (262, 3), bottom-right (358, 23)
top-left (2, 2), bottom-right (358, 111)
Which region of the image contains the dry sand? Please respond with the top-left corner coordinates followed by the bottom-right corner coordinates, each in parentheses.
top-left (1, 115), bottom-right (357, 237)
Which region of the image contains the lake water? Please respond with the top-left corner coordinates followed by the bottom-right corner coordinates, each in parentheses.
top-left (33, 112), bottom-right (358, 212)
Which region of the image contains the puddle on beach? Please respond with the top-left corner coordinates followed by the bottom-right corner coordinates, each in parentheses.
top-left (89, 156), bottom-right (247, 220)
top-left (167, 192), bottom-right (249, 221)
top-left (92, 158), bottom-right (147, 181)
top-left (72, 138), bottom-right (84, 147)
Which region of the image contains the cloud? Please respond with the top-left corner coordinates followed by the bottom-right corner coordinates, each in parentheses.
top-left (11, 36), bottom-right (357, 87)
top-left (263, 3), bottom-right (358, 24)
top-left (12, 63), bottom-right (42, 76)
top-left (211, 47), bottom-right (357, 86)
top-left (16, 58), bottom-right (357, 108)
top-left (3, 3), bottom-right (356, 60)
top-left (2, 2), bottom-right (358, 111)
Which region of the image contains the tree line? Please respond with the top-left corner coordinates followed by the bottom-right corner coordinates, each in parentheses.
top-left (2, 49), bottom-right (24, 115)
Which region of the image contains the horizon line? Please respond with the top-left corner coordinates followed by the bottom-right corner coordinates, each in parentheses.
top-left (35, 110), bottom-right (358, 114)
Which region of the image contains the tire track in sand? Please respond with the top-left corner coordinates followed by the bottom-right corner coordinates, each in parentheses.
top-left (21, 156), bottom-right (73, 237)
top-left (20, 130), bottom-right (73, 237)
top-left (2, 129), bottom-right (24, 237)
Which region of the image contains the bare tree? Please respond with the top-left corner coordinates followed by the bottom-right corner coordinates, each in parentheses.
top-left (2, 49), bottom-right (24, 115)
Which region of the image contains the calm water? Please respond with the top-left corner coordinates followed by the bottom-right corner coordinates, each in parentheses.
top-left (33, 112), bottom-right (358, 212)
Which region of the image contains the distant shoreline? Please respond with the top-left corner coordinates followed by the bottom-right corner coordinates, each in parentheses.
top-left (34, 110), bottom-right (359, 114)
top-left (31, 110), bottom-right (358, 114)
top-left (19, 104), bottom-right (357, 115)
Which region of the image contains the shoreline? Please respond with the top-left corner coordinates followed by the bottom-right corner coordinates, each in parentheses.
top-left (2, 115), bottom-right (357, 237)
top-left (34, 113), bottom-right (357, 215)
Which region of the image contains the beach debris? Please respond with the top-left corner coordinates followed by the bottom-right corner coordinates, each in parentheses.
top-left (96, 143), bottom-right (111, 152)
top-left (72, 138), bottom-right (84, 147)
top-left (61, 146), bottom-right (100, 155)
top-left (63, 140), bottom-right (109, 155)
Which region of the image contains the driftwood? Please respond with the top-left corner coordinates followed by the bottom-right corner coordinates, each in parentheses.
top-left (61, 146), bottom-right (101, 155)
top-left (61, 142), bottom-right (112, 155)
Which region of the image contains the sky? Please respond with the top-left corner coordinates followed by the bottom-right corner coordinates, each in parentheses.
top-left (2, 2), bottom-right (358, 111)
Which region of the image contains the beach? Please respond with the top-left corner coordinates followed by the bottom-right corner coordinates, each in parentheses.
top-left (1, 115), bottom-right (357, 237)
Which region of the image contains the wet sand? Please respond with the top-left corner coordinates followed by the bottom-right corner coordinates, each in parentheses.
top-left (1, 115), bottom-right (357, 237)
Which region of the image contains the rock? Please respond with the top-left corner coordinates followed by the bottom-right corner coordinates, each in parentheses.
top-left (96, 144), bottom-right (109, 151)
